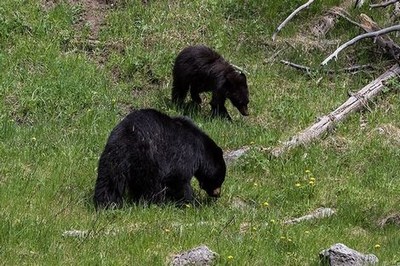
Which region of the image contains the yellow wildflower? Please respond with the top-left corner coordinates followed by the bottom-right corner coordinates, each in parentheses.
top-left (374, 244), bottom-right (381, 249)
top-left (263, 201), bottom-right (269, 207)
top-left (295, 183), bottom-right (301, 187)
top-left (227, 255), bottom-right (234, 260)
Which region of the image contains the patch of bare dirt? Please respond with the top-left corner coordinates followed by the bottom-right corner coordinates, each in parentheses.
top-left (42, 0), bottom-right (125, 67)
top-left (321, 135), bottom-right (351, 153)
top-left (372, 123), bottom-right (400, 146)
top-left (67, 0), bottom-right (117, 40)
top-left (41, 0), bottom-right (116, 39)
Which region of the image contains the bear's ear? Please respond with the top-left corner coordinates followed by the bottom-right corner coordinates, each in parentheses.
top-left (239, 72), bottom-right (246, 82)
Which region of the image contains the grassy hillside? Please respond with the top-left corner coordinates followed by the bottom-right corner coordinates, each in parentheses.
top-left (1, 0), bottom-right (399, 264)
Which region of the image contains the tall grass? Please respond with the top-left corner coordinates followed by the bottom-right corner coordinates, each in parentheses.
top-left (1, 0), bottom-right (399, 264)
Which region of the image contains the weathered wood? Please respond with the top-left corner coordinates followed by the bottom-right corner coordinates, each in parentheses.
top-left (272, 0), bottom-right (315, 41)
top-left (370, 0), bottom-right (399, 8)
top-left (310, 1), bottom-right (358, 38)
top-left (281, 59), bottom-right (373, 75)
top-left (271, 64), bottom-right (400, 157)
top-left (280, 60), bottom-right (312, 75)
top-left (359, 14), bottom-right (400, 61)
top-left (328, 7), bottom-right (363, 28)
top-left (321, 24), bottom-right (400, 65)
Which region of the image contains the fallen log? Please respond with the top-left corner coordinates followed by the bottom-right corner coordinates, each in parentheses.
top-left (271, 64), bottom-right (400, 157)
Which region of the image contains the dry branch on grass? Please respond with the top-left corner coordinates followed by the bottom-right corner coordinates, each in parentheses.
top-left (321, 25), bottom-right (400, 65)
top-left (359, 14), bottom-right (400, 61)
top-left (272, 0), bottom-right (315, 41)
top-left (325, 12), bottom-right (400, 60)
top-left (328, 7), bottom-right (363, 28)
top-left (370, 0), bottom-right (399, 8)
top-left (271, 64), bottom-right (400, 157)
top-left (281, 60), bottom-right (373, 75)
top-left (281, 60), bottom-right (312, 74)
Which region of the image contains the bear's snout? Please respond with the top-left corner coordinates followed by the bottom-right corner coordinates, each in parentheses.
top-left (211, 187), bottom-right (221, 197)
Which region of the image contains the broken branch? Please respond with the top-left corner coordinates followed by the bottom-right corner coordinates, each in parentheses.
top-left (272, 0), bottom-right (315, 41)
top-left (359, 14), bottom-right (400, 61)
top-left (370, 0), bottom-right (399, 8)
top-left (328, 8), bottom-right (363, 28)
top-left (280, 60), bottom-right (312, 74)
top-left (281, 60), bottom-right (373, 75)
top-left (321, 25), bottom-right (400, 65)
top-left (271, 64), bottom-right (400, 157)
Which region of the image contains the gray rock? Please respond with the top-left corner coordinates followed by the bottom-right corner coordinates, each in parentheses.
top-left (319, 243), bottom-right (378, 266)
top-left (171, 245), bottom-right (218, 266)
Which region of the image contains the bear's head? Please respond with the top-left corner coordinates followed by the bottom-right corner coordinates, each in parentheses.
top-left (226, 71), bottom-right (249, 116)
top-left (197, 146), bottom-right (226, 198)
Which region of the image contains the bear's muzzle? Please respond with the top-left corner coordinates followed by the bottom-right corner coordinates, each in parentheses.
top-left (212, 187), bottom-right (221, 197)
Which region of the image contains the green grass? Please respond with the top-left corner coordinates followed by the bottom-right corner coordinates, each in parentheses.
top-left (1, 0), bottom-right (400, 264)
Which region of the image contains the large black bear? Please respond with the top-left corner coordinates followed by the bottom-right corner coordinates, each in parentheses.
top-left (94, 109), bottom-right (226, 209)
top-left (172, 45), bottom-right (249, 120)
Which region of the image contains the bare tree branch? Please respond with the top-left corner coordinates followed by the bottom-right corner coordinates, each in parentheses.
top-left (272, 0), bottom-right (315, 41)
top-left (281, 60), bottom-right (373, 75)
top-left (328, 8), bottom-right (363, 28)
top-left (359, 14), bottom-right (400, 61)
top-left (321, 25), bottom-right (400, 65)
top-left (370, 0), bottom-right (399, 8)
top-left (271, 64), bottom-right (400, 157)
top-left (280, 60), bottom-right (312, 75)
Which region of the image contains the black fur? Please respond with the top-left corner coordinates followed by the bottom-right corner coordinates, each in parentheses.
top-left (93, 109), bottom-right (226, 209)
top-left (172, 45), bottom-right (249, 120)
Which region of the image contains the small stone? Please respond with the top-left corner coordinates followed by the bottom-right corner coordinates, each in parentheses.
top-left (171, 245), bottom-right (218, 266)
top-left (62, 230), bottom-right (88, 238)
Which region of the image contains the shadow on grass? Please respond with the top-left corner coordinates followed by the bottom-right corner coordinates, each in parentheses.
top-left (86, 187), bottom-right (221, 212)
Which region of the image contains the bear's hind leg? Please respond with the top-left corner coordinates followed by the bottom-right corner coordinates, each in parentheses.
top-left (94, 159), bottom-right (127, 209)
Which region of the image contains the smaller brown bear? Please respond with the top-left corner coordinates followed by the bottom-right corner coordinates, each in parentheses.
top-left (172, 45), bottom-right (249, 120)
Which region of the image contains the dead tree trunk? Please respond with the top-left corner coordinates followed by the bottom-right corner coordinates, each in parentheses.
top-left (271, 64), bottom-right (400, 157)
